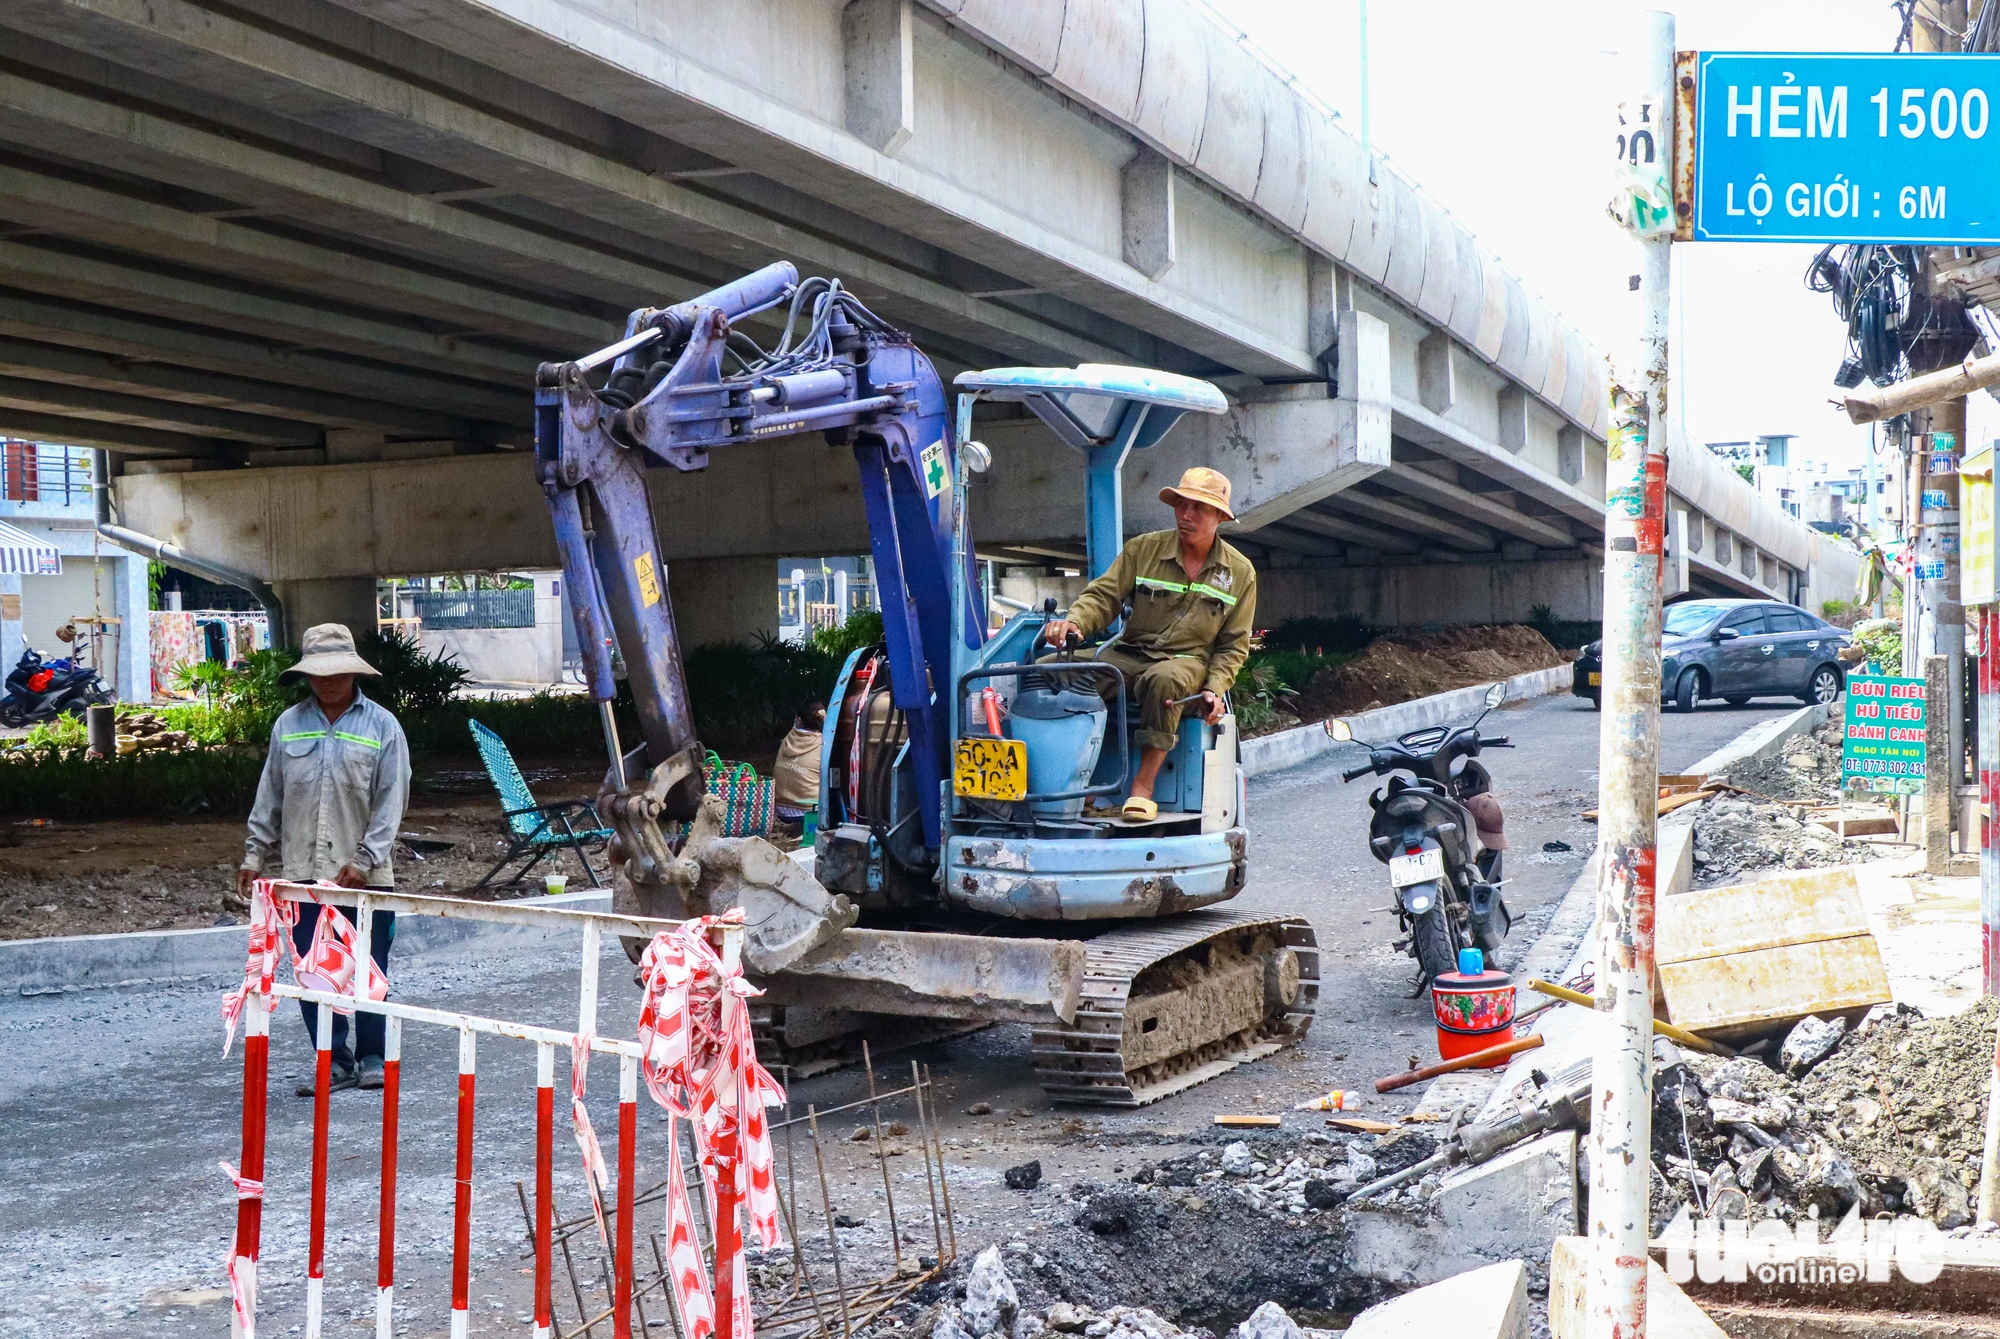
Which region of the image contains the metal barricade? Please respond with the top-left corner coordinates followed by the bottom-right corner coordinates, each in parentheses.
top-left (226, 883), bottom-right (698, 1339)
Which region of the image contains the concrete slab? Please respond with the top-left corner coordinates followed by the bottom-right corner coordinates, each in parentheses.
top-left (1344, 1259), bottom-right (1528, 1339)
top-left (1548, 1237), bottom-right (1726, 1339)
top-left (1344, 1131), bottom-right (1577, 1287)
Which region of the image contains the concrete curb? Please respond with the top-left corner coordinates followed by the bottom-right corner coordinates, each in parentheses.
top-left (1240, 663), bottom-right (1573, 778)
top-left (2, 888), bottom-right (613, 1001)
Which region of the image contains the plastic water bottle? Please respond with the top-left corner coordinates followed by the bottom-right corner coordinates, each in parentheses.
top-left (1293, 1089), bottom-right (1364, 1111)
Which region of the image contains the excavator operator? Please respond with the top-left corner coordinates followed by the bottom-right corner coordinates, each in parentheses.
top-left (1041, 466), bottom-right (1257, 821)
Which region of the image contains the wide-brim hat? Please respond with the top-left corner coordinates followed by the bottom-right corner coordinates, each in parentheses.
top-left (1159, 466), bottom-right (1235, 520)
top-left (283, 622), bottom-right (381, 679)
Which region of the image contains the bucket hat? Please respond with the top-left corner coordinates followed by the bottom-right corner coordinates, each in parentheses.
top-left (283, 623), bottom-right (381, 679)
top-left (1158, 466), bottom-right (1234, 520)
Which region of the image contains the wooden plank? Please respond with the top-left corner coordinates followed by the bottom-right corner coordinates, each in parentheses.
top-left (1655, 867), bottom-right (1868, 965)
top-left (1659, 936), bottom-right (1892, 1037)
top-left (1213, 1114), bottom-right (1282, 1127)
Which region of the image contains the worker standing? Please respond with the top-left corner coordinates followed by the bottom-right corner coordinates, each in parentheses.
top-left (237, 623), bottom-right (411, 1096)
top-left (1042, 466), bottom-right (1256, 820)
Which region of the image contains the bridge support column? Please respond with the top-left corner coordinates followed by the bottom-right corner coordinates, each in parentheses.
top-left (274, 577), bottom-right (375, 648)
top-left (667, 556), bottom-right (780, 647)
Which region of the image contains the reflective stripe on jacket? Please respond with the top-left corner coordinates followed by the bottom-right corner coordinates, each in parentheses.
top-left (1065, 529), bottom-right (1258, 696)
top-left (243, 690), bottom-right (411, 885)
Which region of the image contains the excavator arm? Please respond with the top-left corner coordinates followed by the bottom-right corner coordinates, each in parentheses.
top-left (533, 262), bottom-right (978, 966)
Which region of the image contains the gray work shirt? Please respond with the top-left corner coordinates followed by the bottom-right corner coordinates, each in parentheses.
top-left (243, 691), bottom-right (411, 886)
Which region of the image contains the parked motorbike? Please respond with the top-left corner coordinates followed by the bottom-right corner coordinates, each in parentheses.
top-left (1328, 682), bottom-right (1515, 982)
top-left (0, 649), bottom-right (112, 727)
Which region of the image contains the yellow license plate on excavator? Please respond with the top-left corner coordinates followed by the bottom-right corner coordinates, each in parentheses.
top-left (954, 737), bottom-right (1027, 800)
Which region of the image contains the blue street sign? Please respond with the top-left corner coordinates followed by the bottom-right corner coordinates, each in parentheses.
top-left (1694, 52), bottom-right (2000, 243)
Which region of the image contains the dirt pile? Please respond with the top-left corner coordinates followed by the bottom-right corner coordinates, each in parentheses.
top-left (1690, 725), bottom-right (1873, 885)
top-left (1294, 625), bottom-right (1565, 721)
top-left (1652, 1000), bottom-right (1998, 1232)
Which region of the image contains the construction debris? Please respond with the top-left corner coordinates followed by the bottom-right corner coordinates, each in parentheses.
top-left (1689, 725), bottom-right (1876, 885)
top-left (1651, 998), bottom-right (2000, 1232)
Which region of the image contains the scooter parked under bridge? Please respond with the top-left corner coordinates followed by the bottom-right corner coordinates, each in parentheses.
top-left (1328, 682), bottom-right (1515, 984)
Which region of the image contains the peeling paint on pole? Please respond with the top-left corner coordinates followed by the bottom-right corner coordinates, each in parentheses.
top-left (1590, 14), bottom-right (1675, 1339)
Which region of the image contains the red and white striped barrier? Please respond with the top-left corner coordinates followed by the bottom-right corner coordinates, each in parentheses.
top-left (221, 881), bottom-right (770, 1339)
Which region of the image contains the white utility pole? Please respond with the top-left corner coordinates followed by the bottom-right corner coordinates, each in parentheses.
top-left (1591, 12), bottom-right (1675, 1339)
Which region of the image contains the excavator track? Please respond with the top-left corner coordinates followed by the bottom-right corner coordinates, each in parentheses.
top-left (1030, 909), bottom-right (1320, 1107)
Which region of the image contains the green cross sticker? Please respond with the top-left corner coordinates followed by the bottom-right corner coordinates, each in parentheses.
top-left (919, 441), bottom-right (947, 499)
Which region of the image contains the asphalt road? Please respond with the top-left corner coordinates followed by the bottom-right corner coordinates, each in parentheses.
top-left (0, 692), bottom-right (1799, 1338)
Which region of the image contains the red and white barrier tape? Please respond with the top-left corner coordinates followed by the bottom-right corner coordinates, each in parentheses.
top-left (220, 1161), bottom-right (264, 1339)
top-left (635, 912), bottom-right (785, 1339)
top-left (568, 1035), bottom-right (616, 1250)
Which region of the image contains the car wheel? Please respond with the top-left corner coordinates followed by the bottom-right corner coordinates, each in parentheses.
top-left (1673, 668), bottom-right (1703, 714)
top-left (1805, 665), bottom-right (1842, 705)
top-left (1585, 693), bottom-right (1601, 711)
top-left (1724, 696), bottom-right (1751, 706)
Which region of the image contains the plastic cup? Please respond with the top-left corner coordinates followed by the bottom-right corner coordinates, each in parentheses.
top-left (545, 872), bottom-right (568, 897)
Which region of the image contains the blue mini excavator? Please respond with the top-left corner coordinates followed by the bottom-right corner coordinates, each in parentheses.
top-left (536, 263), bottom-right (1316, 1105)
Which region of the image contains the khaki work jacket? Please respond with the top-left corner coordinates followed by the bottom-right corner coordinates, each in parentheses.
top-left (1065, 529), bottom-right (1258, 697)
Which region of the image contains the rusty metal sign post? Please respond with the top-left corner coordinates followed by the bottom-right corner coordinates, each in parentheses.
top-left (1592, 12), bottom-right (1676, 1339)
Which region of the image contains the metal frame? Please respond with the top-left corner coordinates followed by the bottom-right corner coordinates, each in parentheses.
top-left (230, 882), bottom-right (696, 1339)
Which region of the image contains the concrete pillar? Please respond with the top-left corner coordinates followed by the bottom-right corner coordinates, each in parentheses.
top-left (842, 0), bottom-right (914, 155)
top-left (665, 555), bottom-right (779, 647)
top-left (0, 573), bottom-right (20, 680)
top-left (1120, 148), bottom-right (1176, 279)
top-left (273, 576), bottom-right (377, 646)
top-left (110, 552), bottom-right (149, 703)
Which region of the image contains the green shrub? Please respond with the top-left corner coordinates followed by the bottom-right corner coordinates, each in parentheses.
top-left (684, 637), bottom-right (846, 754)
top-left (1526, 603), bottom-right (1601, 650)
top-left (1262, 614), bottom-right (1379, 655)
top-left (1232, 660), bottom-right (1293, 734)
top-left (808, 609), bottom-right (885, 660)
top-left (0, 744), bottom-right (264, 818)
top-left (358, 629), bottom-right (470, 713)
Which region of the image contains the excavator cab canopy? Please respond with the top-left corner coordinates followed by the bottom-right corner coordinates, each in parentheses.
top-left (952, 363), bottom-right (1227, 453)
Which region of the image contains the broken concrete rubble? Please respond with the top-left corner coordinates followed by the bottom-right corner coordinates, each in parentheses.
top-left (1652, 998), bottom-right (1997, 1233)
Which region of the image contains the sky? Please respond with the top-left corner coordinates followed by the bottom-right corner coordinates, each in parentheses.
top-left (1205, 0), bottom-right (1921, 475)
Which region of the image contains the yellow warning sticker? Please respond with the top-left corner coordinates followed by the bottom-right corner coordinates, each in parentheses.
top-left (634, 552), bottom-right (662, 607)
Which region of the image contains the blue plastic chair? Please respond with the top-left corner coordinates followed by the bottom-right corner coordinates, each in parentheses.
top-left (468, 720), bottom-right (612, 888)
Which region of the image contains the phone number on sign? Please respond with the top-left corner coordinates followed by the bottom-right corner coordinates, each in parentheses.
top-left (1843, 757), bottom-right (1924, 776)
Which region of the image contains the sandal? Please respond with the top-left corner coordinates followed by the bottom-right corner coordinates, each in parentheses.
top-left (1120, 796), bottom-right (1158, 821)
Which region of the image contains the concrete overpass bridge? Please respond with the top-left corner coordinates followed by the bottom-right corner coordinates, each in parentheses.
top-left (0, 0), bottom-right (1854, 645)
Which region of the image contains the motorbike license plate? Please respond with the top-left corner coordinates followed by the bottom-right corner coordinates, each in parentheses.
top-left (1587, 671), bottom-right (1601, 686)
top-left (1389, 849), bottom-right (1445, 887)
top-left (953, 737), bottom-right (1027, 800)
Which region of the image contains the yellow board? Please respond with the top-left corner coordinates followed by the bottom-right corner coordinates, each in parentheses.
top-left (1965, 443), bottom-right (1993, 607)
top-left (953, 737), bottom-right (1027, 800)
top-left (1587, 671), bottom-right (1601, 686)
top-left (1659, 937), bottom-right (1892, 1039)
top-left (1655, 866), bottom-right (1867, 965)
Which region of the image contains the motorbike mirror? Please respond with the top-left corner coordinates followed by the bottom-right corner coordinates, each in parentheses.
top-left (1323, 717), bottom-right (1353, 742)
top-left (1483, 682), bottom-right (1505, 709)
top-left (961, 439), bottom-right (992, 474)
